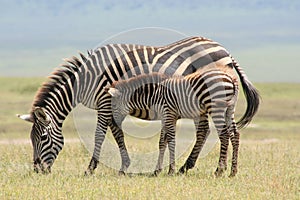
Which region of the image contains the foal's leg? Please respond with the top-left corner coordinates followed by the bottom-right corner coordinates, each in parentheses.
top-left (166, 123), bottom-right (177, 175)
top-left (179, 114), bottom-right (210, 174)
top-left (154, 128), bottom-right (168, 176)
top-left (162, 111), bottom-right (177, 175)
top-left (229, 120), bottom-right (240, 177)
top-left (211, 109), bottom-right (230, 177)
top-left (225, 105), bottom-right (240, 177)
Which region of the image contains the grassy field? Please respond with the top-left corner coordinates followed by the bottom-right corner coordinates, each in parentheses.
top-left (0, 77), bottom-right (299, 199)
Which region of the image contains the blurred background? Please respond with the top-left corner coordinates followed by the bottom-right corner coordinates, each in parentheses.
top-left (0, 2), bottom-right (299, 196)
top-left (0, 0), bottom-right (299, 82)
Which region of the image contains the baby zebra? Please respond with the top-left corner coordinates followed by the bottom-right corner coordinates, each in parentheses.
top-left (106, 70), bottom-right (239, 177)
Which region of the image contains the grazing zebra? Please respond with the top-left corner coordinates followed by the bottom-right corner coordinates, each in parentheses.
top-left (17, 36), bottom-right (260, 175)
top-left (106, 69), bottom-right (241, 177)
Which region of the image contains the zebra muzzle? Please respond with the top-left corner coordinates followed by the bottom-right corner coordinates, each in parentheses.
top-left (33, 158), bottom-right (51, 174)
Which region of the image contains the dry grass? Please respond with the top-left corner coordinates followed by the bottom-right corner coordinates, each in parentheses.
top-left (0, 77), bottom-right (299, 199)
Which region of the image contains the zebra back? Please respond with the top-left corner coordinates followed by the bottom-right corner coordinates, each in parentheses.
top-left (111, 73), bottom-right (168, 92)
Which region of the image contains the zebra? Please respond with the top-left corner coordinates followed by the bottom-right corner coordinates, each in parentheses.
top-left (17, 36), bottom-right (260, 175)
top-left (106, 69), bottom-right (241, 177)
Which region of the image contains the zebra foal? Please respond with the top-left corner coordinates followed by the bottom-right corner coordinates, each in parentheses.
top-left (106, 69), bottom-right (240, 177)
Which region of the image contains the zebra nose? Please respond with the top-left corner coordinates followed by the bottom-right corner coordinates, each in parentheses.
top-left (33, 157), bottom-right (41, 173)
top-left (34, 157), bottom-right (41, 164)
top-left (41, 162), bottom-right (52, 174)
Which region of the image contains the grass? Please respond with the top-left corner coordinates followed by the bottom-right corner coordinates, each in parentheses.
top-left (0, 77), bottom-right (299, 199)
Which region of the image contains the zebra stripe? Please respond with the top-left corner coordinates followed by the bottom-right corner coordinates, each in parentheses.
top-left (107, 70), bottom-right (239, 176)
top-left (17, 36), bottom-right (260, 175)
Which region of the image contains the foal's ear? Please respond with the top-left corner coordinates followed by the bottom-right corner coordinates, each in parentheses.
top-left (16, 113), bottom-right (34, 123)
top-left (104, 86), bottom-right (110, 93)
top-left (107, 88), bottom-right (121, 97)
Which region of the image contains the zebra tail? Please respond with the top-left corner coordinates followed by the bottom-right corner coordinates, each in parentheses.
top-left (231, 58), bottom-right (261, 129)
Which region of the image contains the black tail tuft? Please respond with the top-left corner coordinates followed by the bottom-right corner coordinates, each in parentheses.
top-left (236, 77), bottom-right (261, 129)
top-left (231, 60), bottom-right (261, 129)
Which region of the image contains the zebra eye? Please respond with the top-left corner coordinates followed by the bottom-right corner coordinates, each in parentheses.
top-left (41, 129), bottom-right (48, 140)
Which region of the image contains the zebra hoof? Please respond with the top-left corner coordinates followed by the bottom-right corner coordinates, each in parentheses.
top-left (214, 168), bottom-right (225, 177)
top-left (153, 169), bottom-right (161, 176)
top-left (168, 169), bottom-right (175, 176)
top-left (84, 169), bottom-right (94, 176)
top-left (178, 166), bottom-right (186, 174)
top-left (228, 173), bottom-right (236, 178)
top-left (229, 170), bottom-right (237, 178)
top-left (118, 171), bottom-right (126, 176)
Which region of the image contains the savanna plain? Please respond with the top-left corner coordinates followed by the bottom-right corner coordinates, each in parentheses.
top-left (0, 77), bottom-right (299, 199)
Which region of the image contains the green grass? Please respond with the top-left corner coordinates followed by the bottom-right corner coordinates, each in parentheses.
top-left (0, 77), bottom-right (299, 199)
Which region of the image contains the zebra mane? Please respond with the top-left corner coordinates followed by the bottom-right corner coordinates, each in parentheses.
top-left (111, 73), bottom-right (169, 91)
top-left (31, 52), bottom-right (88, 113)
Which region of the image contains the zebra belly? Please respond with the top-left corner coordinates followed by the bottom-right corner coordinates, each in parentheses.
top-left (168, 89), bottom-right (202, 119)
top-left (177, 106), bottom-right (202, 119)
top-left (129, 108), bottom-right (163, 121)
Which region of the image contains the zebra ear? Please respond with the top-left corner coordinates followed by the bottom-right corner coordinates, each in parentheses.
top-left (16, 114), bottom-right (34, 123)
top-left (33, 107), bottom-right (51, 125)
top-left (107, 88), bottom-right (121, 97)
top-left (104, 86), bottom-right (110, 93)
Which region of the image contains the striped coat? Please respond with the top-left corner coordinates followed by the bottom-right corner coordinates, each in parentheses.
top-left (17, 36), bottom-right (260, 175)
top-left (107, 70), bottom-right (240, 176)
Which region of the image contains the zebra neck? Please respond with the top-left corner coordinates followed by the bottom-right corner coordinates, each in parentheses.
top-left (32, 76), bottom-right (79, 127)
top-left (73, 66), bottom-right (106, 109)
top-left (42, 86), bottom-right (74, 126)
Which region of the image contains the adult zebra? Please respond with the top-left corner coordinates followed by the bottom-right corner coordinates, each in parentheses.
top-left (17, 36), bottom-right (260, 175)
top-left (106, 70), bottom-right (240, 177)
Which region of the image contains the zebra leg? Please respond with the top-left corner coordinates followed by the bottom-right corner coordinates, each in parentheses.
top-left (85, 110), bottom-right (110, 176)
top-left (154, 128), bottom-right (168, 176)
top-left (179, 114), bottom-right (210, 174)
top-left (229, 122), bottom-right (240, 177)
top-left (214, 128), bottom-right (230, 177)
top-left (164, 113), bottom-right (177, 175)
top-left (211, 109), bottom-right (230, 177)
top-left (167, 131), bottom-right (176, 175)
top-left (109, 118), bottom-right (131, 175)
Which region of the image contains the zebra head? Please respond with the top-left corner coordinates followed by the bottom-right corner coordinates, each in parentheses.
top-left (17, 107), bottom-right (64, 174)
